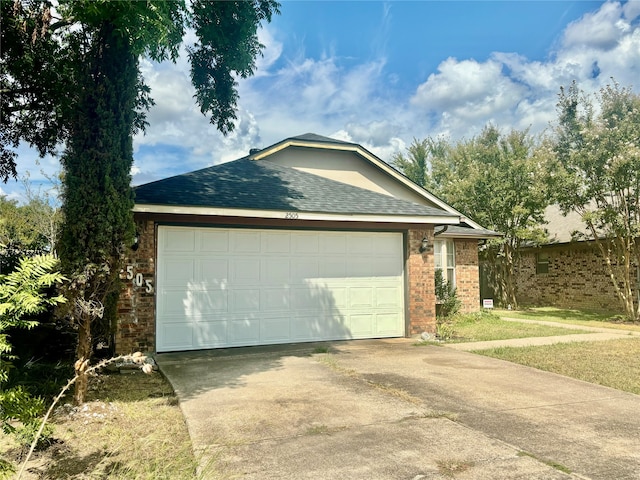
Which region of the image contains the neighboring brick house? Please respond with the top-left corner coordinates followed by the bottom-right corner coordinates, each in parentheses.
top-left (515, 205), bottom-right (639, 313)
top-left (116, 134), bottom-right (497, 354)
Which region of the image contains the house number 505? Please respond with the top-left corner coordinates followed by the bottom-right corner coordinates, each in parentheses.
top-left (126, 265), bottom-right (154, 293)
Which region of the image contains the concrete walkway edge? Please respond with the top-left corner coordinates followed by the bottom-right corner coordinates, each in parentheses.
top-left (446, 316), bottom-right (640, 351)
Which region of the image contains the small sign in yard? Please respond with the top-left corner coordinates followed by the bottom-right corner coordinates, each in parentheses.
top-left (482, 299), bottom-right (494, 309)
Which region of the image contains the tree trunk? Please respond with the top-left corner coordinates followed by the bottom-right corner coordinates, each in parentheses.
top-left (73, 314), bottom-right (92, 405)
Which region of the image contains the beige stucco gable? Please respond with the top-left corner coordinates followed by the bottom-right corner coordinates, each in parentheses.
top-left (251, 135), bottom-right (488, 232)
top-left (262, 146), bottom-right (434, 206)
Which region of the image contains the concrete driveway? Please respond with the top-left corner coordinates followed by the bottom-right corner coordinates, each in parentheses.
top-left (157, 340), bottom-right (640, 479)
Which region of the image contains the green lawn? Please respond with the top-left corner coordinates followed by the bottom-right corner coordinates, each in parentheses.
top-left (494, 307), bottom-right (640, 332)
top-left (442, 311), bottom-right (585, 343)
top-left (476, 338), bottom-right (640, 395)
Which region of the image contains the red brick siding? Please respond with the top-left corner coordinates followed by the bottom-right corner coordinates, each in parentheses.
top-left (407, 228), bottom-right (437, 335)
top-left (454, 239), bottom-right (480, 313)
top-left (515, 242), bottom-right (638, 313)
top-left (116, 219), bottom-right (156, 354)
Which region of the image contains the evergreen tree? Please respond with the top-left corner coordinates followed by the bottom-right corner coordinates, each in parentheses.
top-left (3, 0), bottom-right (280, 403)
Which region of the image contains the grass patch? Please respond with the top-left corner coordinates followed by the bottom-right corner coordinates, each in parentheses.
top-left (476, 337), bottom-right (640, 394)
top-left (495, 307), bottom-right (640, 332)
top-left (436, 458), bottom-right (475, 477)
top-left (436, 311), bottom-right (585, 343)
top-left (518, 451), bottom-right (571, 474)
top-left (306, 424), bottom-right (331, 435)
top-left (312, 346), bottom-right (331, 354)
top-left (1, 371), bottom-right (210, 479)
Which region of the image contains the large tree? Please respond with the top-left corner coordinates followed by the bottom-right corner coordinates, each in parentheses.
top-left (3, 0), bottom-right (280, 403)
top-left (394, 126), bottom-right (550, 307)
top-left (549, 81), bottom-right (640, 321)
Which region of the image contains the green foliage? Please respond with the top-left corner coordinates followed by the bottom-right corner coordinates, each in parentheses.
top-left (1, 0), bottom-right (280, 181)
top-left (396, 127), bottom-right (551, 307)
top-left (392, 137), bottom-right (446, 190)
top-left (435, 268), bottom-right (461, 318)
top-left (435, 320), bottom-right (457, 341)
top-left (0, 180), bottom-right (61, 272)
top-left (13, 420), bottom-right (54, 450)
top-left (59, 21), bottom-right (137, 275)
top-left (3, 0), bottom-right (280, 404)
top-left (549, 81), bottom-right (640, 321)
top-left (0, 254), bottom-right (66, 436)
top-left (0, 457), bottom-right (15, 479)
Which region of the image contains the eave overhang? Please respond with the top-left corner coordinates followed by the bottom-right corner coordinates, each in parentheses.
top-left (132, 203), bottom-right (461, 225)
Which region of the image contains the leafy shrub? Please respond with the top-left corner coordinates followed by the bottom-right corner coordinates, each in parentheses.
top-left (436, 320), bottom-right (457, 341)
top-left (0, 254), bottom-right (66, 442)
top-left (435, 268), bottom-right (461, 318)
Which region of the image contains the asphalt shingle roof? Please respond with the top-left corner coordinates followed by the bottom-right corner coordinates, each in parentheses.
top-left (134, 158), bottom-right (457, 218)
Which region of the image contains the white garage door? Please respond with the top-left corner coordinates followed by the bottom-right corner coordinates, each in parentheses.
top-left (156, 226), bottom-right (405, 352)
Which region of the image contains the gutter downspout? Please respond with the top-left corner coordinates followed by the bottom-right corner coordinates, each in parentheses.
top-left (434, 225), bottom-right (449, 237)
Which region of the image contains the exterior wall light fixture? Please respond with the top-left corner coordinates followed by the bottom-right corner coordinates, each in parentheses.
top-left (419, 237), bottom-right (429, 253)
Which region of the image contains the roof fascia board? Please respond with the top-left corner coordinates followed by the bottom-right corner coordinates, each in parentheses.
top-left (133, 204), bottom-right (460, 225)
top-left (251, 139), bottom-right (485, 230)
top-left (437, 232), bottom-right (502, 239)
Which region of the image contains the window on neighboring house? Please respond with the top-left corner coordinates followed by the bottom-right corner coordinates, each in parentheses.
top-left (434, 239), bottom-right (455, 288)
top-left (536, 252), bottom-right (549, 274)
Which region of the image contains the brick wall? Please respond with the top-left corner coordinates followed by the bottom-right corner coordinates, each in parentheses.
top-left (114, 222), bottom-right (484, 351)
top-left (407, 228), bottom-right (437, 335)
top-left (116, 219), bottom-right (156, 354)
top-left (454, 238), bottom-right (480, 313)
top-left (515, 242), bottom-right (638, 313)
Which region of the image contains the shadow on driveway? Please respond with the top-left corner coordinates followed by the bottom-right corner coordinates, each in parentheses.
top-left (157, 339), bottom-right (640, 479)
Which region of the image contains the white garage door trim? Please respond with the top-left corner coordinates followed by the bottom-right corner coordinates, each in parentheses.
top-left (156, 226), bottom-right (405, 352)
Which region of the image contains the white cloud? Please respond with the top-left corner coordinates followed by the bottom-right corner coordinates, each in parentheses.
top-left (407, 1), bottom-right (640, 140)
top-left (562, 1), bottom-right (629, 50)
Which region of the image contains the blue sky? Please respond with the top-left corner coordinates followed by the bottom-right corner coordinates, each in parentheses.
top-left (3, 0), bottom-right (640, 202)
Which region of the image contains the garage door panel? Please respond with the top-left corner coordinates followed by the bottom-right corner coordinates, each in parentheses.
top-left (372, 257), bottom-right (403, 277)
top-left (319, 260), bottom-right (346, 278)
top-left (194, 321), bottom-right (228, 348)
top-left (260, 316), bottom-right (291, 342)
top-left (320, 234), bottom-right (346, 254)
top-left (229, 289), bottom-right (260, 312)
top-left (161, 259), bottom-right (195, 287)
top-left (348, 235), bottom-right (370, 254)
top-left (199, 230), bottom-right (229, 252)
top-left (158, 290), bottom-right (190, 316)
top-left (372, 234), bottom-right (401, 253)
top-left (261, 287), bottom-right (290, 311)
top-left (349, 287), bottom-right (374, 307)
top-left (348, 258), bottom-right (373, 277)
top-left (265, 258), bottom-right (290, 282)
top-left (157, 226), bottom-right (404, 352)
top-left (159, 322), bottom-right (194, 350)
top-left (291, 232), bottom-right (319, 254)
top-left (184, 290), bottom-right (228, 316)
top-left (349, 313), bottom-right (375, 336)
top-left (164, 229), bottom-right (196, 252)
top-left (265, 232), bottom-right (290, 253)
top-left (228, 319), bottom-right (260, 345)
top-left (231, 231), bottom-right (261, 253)
top-left (200, 259), bottom-right (228, 284)
top-left (291, 315), bottom-right (325, 340)
top-left (291, 259), bottom-right (319, 281)
top-left (231, 259), bottom-right (260, 284)
top-left (375, 313), bottom-right (403, 335)
top-left (375, 287), bottom-right (402, 308)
